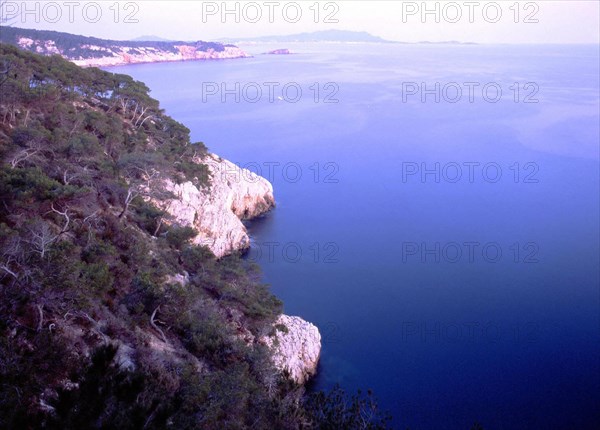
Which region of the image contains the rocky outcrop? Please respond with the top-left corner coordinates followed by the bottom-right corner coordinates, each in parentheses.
top-left (262, 315), bottom-right (321, 384)
top-left (149, 155), bottom-right (321, 384)
top-left (265, 49), bottom-right (292, 55)
top-left (158, 154), bottom-right (274, 258)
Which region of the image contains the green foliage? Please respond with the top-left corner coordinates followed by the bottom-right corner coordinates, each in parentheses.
top-left (50, 344), bottom-right (172, 429)
top-left (0, 26), bottom-right (229, 59)
top-left (182, 244), bottom-right (217, 272)
top-left (131, 197), bottom-right (165, 235)
top-left (304, 385), bottom-right (393, 430)
top-left (275, 323), bottom-right (289, 334)
top-left (0, 167), bottom-right (70, 202)
top-left (81, 262), bottom-right (114, 294)
top-left (166, 225), bottom-right (198, 250)
top-left (175, 158), bottom-right (210, 186)
top-left (0, 331), bottom-right (80, 429)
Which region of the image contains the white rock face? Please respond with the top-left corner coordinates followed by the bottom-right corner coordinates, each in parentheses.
top-left (150, 155), bottom-right (322, 384)
top-left (158, 154), bottom-right (274, 258)
top-left (70, 45), bottom-right (250, 67)
top-left (17, 37), bottom-right (250, 68)
top-left (262, 315), bottom-right (322, 385)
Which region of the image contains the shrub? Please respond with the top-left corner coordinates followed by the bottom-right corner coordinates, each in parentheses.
top-left (165, 226), bottom-right (197, 250)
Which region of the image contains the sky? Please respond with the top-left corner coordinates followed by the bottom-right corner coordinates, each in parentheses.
top-left (1, 0), bottom-right (599, 44)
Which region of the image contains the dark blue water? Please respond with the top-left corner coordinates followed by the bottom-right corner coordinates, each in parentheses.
top-left (109, 44), bottom-right (600, 429)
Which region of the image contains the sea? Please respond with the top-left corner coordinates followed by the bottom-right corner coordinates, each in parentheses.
top-left (107, 42), bottom-right (600, 429)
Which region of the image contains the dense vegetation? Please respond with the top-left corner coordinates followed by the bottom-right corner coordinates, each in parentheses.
top-left (0, 26), bottom-right (233, 60)
top-left (0, 44), bottom-right (393, 429)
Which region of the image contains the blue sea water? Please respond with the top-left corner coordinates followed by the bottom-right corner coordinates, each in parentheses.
top-left (108, 43), bottom-right (600, 429)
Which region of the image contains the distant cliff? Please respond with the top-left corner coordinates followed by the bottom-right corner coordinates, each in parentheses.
top-left (0, 26), bottom-right (250, 67)
top-left (153, 156), bottom-right (321, 384)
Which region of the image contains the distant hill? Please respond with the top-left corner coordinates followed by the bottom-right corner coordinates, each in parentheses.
top-left (224, 30), bottom-right (477, 45)
top-left (0, 26), bottom-right (249, 67)
top-left (224, 30), bottom-right (396, 44)
top-left (131, 35), bottom-right (174, 42)
top-left (417, 40), bottom-right (478, 45)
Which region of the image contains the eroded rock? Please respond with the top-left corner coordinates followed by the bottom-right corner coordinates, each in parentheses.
top-left (158, 153), bottom-right (275, 258)
top-left (262, 315), bottom-right (322, 385)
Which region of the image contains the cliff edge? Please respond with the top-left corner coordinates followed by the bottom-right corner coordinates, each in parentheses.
top-left (155, 154), bottom-right (322, 384)
top-left (262, 315), bottom-right (322, 384)
top-left (157, 153), bottom-right (275, 258)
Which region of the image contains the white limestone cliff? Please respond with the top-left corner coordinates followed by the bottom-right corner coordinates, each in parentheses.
top-left (261, 315), bottom-right (322, 385)
top-left (17, 37), bottom-right (250, 68)
top-left (71, 45), bottom-right (250, 68)
top-left (158, 153), bottom-right (274, 258)
top-left (153, 154), bottom-right (321, 384)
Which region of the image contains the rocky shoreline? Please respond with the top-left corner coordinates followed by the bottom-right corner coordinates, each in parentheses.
top-left (70, 45), bottom-right (251, 68)
top-left (14, 35), bottom-right (250, 68)
top-left (154, 153), bottom-right (322, 385)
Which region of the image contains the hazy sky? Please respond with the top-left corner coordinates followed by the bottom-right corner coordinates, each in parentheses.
top-left (2, 0), bottom-right (599, 44)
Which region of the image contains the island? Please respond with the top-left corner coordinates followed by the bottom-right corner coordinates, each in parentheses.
top-left (265, 48), bottom-right (293, 55)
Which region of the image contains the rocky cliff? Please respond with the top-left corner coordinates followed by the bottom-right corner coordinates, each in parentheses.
top-left (17, 38), bottom-right (249, 68)
top-left (157, 153), bottom-right (275, 259)
top-left (154, 154), bottom-right (322, 384)
top-left (262, 315), bottom-right (322, 384)
top-left (69, 44), bottom-right (250, 67)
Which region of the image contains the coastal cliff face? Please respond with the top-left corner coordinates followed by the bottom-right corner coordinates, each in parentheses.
top-left (0, 27), bottom-right (251, 67)
top-left (155, 154), bottom-right (322, 384)
top-left (157, 154), bottom-right (275, 258)
top-left (16, 37), bottom-right (250, 67)
top-left (262, 315), bottom-right (322, 385)
top-left (70, 45), bottom-right (249, 67)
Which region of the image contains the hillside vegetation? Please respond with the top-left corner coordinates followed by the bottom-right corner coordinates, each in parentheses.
top-left (0, 26), bottom-right (232, 60)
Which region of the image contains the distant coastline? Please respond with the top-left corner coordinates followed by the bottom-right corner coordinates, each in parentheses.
top-left (220, 29), bottom-right (477, 45)
top-left (0, 26), bottom-right (250, 68)
top-left (0, 26), bottom-right (478, 69)
top-left (68, 46), bottom-right (250, 68)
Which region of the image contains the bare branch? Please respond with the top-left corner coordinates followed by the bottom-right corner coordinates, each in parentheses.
top-left (0, 263), bottom-right (18, 280)
top-left (36, 305), bottom-right (43, 332)
top-left (136, 114), bottom-right (154, 129)
top-left (62, 169), bottom-right (80, 185)
top-left (119, 187), bottom-right (139, 219)
top-left (50, 203), bottom-right (71, 235)
top-left (10, 148), bottom-right (40, 168)
top-left (27, 222), bottom-right (57, 259)
top-left (83, 210), bottom-right (100, 225)
top-left (79, 311), bottom-right (98, 325)
top-left (150, 306), bottom-right (168, 344)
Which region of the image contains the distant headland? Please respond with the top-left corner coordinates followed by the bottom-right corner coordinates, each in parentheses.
top-left (0, 26), bottom-right (250, 67)
top-left (221, 29), bottom-right (477, 45)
